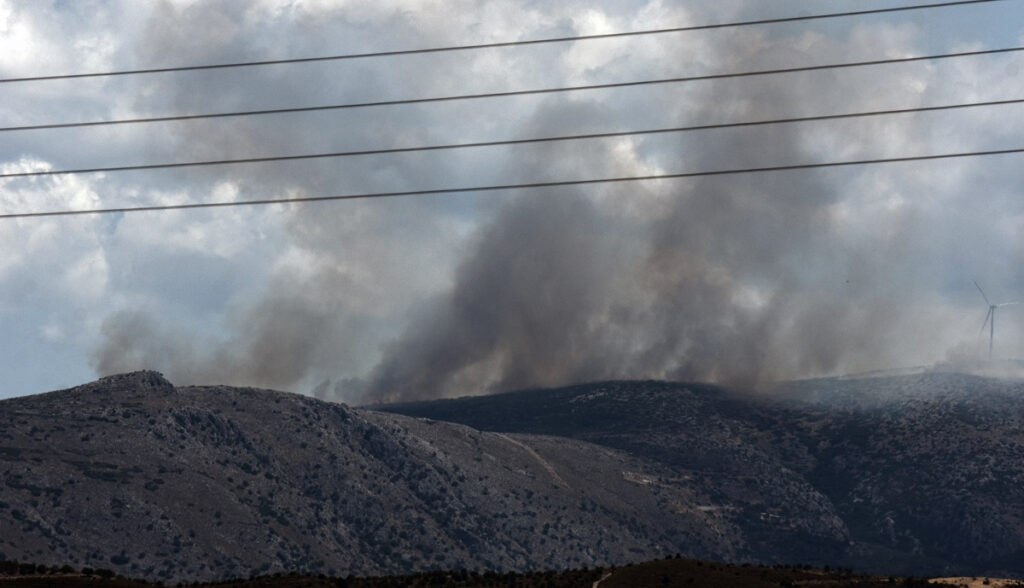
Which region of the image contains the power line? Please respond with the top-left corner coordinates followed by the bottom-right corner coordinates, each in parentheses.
top-left (0, 0), bottom-right (1004, 84)
top-left (4, 97), bottom-right (1023, 179)
top-left (5, 45), bottom-right (1022, 133)
top-left (4, 146), bottom-right (1022, 219)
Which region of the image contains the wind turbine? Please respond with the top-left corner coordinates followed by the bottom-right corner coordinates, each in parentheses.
top-left (975, 281), bottom-right (1021, 359)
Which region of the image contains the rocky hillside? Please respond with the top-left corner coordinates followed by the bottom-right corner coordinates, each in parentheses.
top-left (781, 374), bottom-right (1024, 573)
top-left (379, 373), bottom-right (1024, 577)
top-left (380, 374), bottom-right (1024, 577)
top-left (3, 371), bottom-right (1024, 583)
top-left (1, 372), bottom-right (740, 583)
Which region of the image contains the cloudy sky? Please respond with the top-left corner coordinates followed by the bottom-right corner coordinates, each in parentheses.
top-left (2, 0), bottom-right (1024, 402)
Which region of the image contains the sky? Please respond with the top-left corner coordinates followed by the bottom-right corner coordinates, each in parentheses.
top-left (2, 0), bottom-right (1024, 402)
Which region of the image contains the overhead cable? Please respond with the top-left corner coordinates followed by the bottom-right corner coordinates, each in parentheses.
top-left (4, 146), bottom-right (1023, 219)
top-left (4, 97), bottom-right (1024, 178)
top-left (4, 45), bottom-right (1023, 133)
top-left (0, 0), bottom-right (1004, 84)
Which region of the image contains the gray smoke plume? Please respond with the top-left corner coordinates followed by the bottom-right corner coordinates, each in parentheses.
top-left (89, 2), bottom-right (1024, 400)
top-left (359, 27), bottom-right (1024, 401)
top-left (361, 92), bottom-right (854, 401)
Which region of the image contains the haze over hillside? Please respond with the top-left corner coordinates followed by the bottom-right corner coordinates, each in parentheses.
top-left (2, 370), bottom-right (1024, 583)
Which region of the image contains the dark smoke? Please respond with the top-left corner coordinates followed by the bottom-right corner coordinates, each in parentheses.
top-left (365, 190), bottom-right (635, 402)
top-left (359, 31), bottom-right (970, 402)
top-left (361, 95), bottom-right (866, 402)
top-left (90, 3), bottom-right (1024, 400)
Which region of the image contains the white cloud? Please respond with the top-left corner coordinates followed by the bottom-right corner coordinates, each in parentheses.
top-left (0, 161), bottom-right (106, 283)
top-left (0, 1), bottom-right (43, 74)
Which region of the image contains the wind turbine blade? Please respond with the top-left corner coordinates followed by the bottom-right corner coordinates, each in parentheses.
top-left (975, 280), bottom-right (992, 305)
top-left (980, 307), bottom-right (993, 335)
top-left (996, 301), bottom-right (1022, 307)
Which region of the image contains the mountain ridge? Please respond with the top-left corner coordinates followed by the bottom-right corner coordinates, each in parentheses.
top-left (0, 372), bottom-right (731, 582)
top-left (3, 371), bottom-right (1024, 581)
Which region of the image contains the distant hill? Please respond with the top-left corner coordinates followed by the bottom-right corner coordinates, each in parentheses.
top-left (378, 373), bottom-right (1024, 577)
top-left (3, 371), bottom-right (1024, 583)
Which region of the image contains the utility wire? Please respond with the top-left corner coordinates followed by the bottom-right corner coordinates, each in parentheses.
top-left (4, 97), bottom-right (1024, 179)
top-left (4, 147), bottom-right (1022, 219)
top-left (0, 0), bottom-right (1003, 84)
top-left (4, 45), bottom-right (1022, 133)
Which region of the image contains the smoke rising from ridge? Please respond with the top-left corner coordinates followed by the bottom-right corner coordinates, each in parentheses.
top-left (85, 2), bottom-right (1024, 401)
top-left (360, 74), bottom-right (901, 402)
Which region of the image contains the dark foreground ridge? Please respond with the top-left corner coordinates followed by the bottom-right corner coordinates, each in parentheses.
top-left (3, 371), bottom-right (1024, 582)
top-left (0, 556), bottom-right (973, 587)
